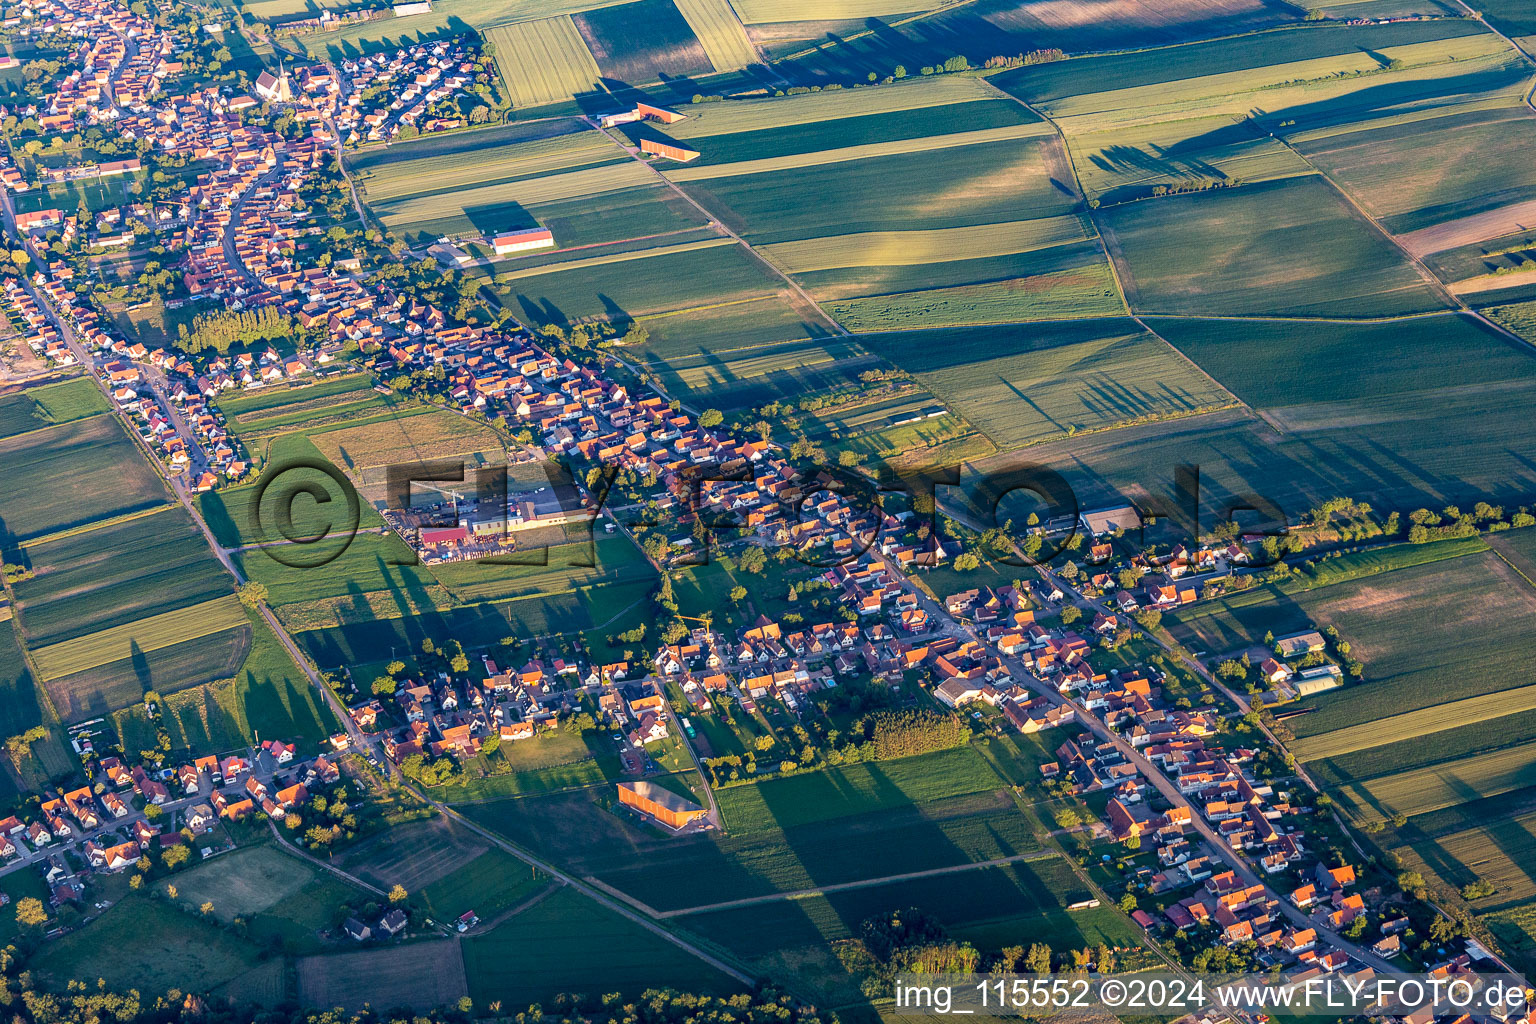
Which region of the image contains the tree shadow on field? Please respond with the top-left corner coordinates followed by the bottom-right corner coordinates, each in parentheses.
top-left (131, 640), bottom-right (152, 695)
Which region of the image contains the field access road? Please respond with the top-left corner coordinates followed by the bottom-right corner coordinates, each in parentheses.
top-left (586, 116), bottom-right (848, 339)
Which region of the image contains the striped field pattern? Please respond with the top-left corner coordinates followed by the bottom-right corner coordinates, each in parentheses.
top-left (485, 16), bottom-right (603, 108)
top-left (675, 0), bottom-right (758, 71)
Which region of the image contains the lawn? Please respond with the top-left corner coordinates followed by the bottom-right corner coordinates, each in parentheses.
top-left (0, 413), bottom-right (169, 548)
top-left (861, 319), bottom-right (1233, 449)
top-left (461, 888), bottom-right (743, 1008)
top-left (1097, 175), bottom-right (1448, 317)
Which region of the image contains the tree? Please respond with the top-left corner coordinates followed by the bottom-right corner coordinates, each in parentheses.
top-left (389, 884), bottom-right (408, 904)
top-left (729, 585), bottom-right (747, 602)
top-left (371, 675), bottom-right (398, 696)
top-left (143, 803), bottom-right (162, 820)
top-left (386, 660), bottom-right (406, 676)
top-left (163, 844), bottom-right (190, 869)
top-left (200, 901), bottom-right (214, 916)
top-left (1060, 605), bottom-right (1082, 624)
top-left (699, 408), bottom-right (723, 428)
top-left (1133, 608), bottom-right (1162, 632)
top-left (1052, 808), bottom-right (1081, 829)
top-left (1024, 941), bottom-right (1052, 973)
top-left (237, 581), bottom-right (268, 608)
top-left (15, 897), bottom-right (45, 927)
top-left (1117, 566), bottom-right (1144, 590)
top-left (451, 652), bottom-right (470, 674)
top-left (738, 545), bottom-right (767, 574)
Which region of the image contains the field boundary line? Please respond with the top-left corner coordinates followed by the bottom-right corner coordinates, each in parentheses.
top-left (658, 849), bottom-right (1063, 918)
top-left (582, 876), bottom-right (665, 918)
top-left (586, 116), bottom-right (849, 339)
top-left (267, 823), bottom-right (389, 898)
top-left (16, 502), bottom-right (180, 551)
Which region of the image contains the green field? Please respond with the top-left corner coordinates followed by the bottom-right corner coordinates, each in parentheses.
top-left (1297, 104), bottom-right (1536, 238)
top-left (861, 319), bottom-right (1233, 449)
top-left (680, 136), bottom-right (1077, 246)
top-left (0, 378), bottom-right (108, 440)
top-left (33, 895), bottom-right (261, 993)
top-left (461, 744), bottom-right (1052, 913)
top-left (0, 413), bottom-right (169, 548)
top-left (461, 888), bottom-right (743, 1007)
top-left (1152, 313), bottom-right (1536, 408)
top-left (418, 848), bottom-right (547, 922)
top-left (357, 127), bottom-right (621, 204)
top-left (1098, 175), bottom-right (1448, 316)
top-left (576, 0), bottom-right (712, 84)
top-left (13, 506), bottom-right (235, 646)
top-left (0, 618), bottom-right (45, 737)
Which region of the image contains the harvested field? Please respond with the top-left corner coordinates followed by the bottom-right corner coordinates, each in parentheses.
top-left (574, 0), bottom-right (712, 83)
top-left (485, 16), bottom-right (602, 109)
top-left (1400, 198), bottom-right (1536, 257)
top-left (339, 816), bottom-right (489, 891)
top-left (493, 236), bottom-right (735, 280)
top-left (308, 409), bottom-right (506, 471)
top-left (298, 941), bottom-right (468, 1012)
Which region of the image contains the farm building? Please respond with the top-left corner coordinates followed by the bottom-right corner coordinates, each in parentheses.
top-left (491, 228), bottom-right (556, 256)
top-left (636, 102), bottom-right (685, 124)
top-left (1080, 505), bottom-right (1141, 537)
top-left (641, 138), bottom-right (700, 163)
top-left (617, 781), bottom-right (706, 831)
top-left (393, 0), bottom-right (431, 14)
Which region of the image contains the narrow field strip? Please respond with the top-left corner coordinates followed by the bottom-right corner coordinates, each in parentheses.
top-left (666, 121), bottom-right (1055, 180)
top-left (30, 594), bottom-right (247, 679)
top-left (729, 0), bottom-right (950, 22)
top-left (666, 76), bottom-right (998, 138)
top-left (659, 850), bottom-right (1065, 918)
top-left (374, 161), bottom-right (654, 227)
top-left (493, 237), bottom-right (738, 281)
top-left (361, 134), bottom-right (624, 203)
top-left (762, 215), bottom-right (1090, 271)
top-left (1294, 682), bottom-right (1536, 760)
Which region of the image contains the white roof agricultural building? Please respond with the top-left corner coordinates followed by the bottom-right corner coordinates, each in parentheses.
top-left (492, 228), bottom-right (555, 255)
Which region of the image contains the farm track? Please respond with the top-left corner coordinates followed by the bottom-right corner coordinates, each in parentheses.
top-left (586, 116), bottom-right (850, 340)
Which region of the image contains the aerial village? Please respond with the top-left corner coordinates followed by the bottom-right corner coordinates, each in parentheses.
top-left (0, 0), bottom-right (1511, 1009)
